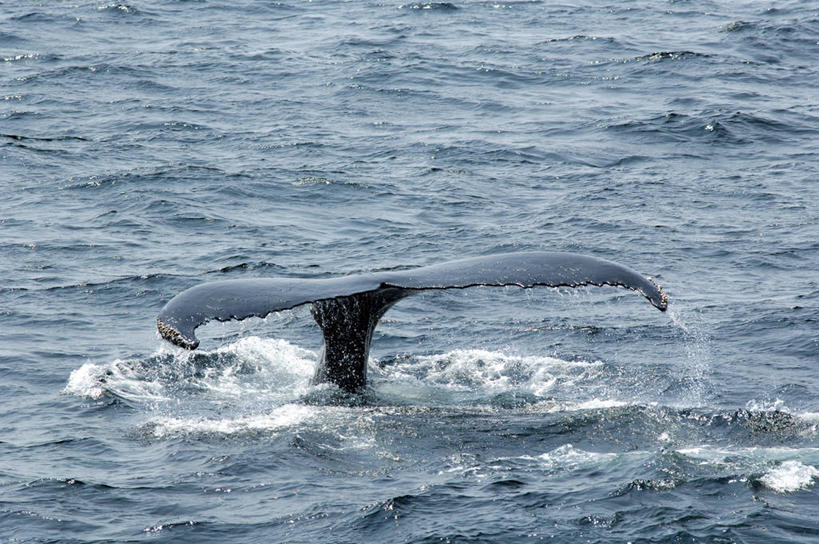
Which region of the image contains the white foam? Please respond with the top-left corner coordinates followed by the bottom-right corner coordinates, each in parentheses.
top-left (745, 397), bottom-right (788, 413)
top-left (64, 362), bottom-right (108, 400)
top-left (559, 398), bottom-right (629, 412)
top-left (489, 444), bottom-right (627, 478)
top-left (534, 444), bottom-right (618, 470)
top-left (66, 344), bottom-right (625, 409)
top-left (675, 445), bottom-right (819, 493)
top-left (64, 337), bottom-right (317, 403)
top-left (201, 337), bottom-right (316, 401)
top-left (64, 359), bottom-right (167, 402)
top-left (759, 460), bottom-right (819, 493)
top-left (798, 412), bottom-right (819, 427)
top-left (146, 403), bottom-right (315, 438)
top-left (502, 444), bottom-right (819, 493)
top-left (677, 445), bottom-right (819, 463)
top-left (391, 348), bottom-right (604, 397)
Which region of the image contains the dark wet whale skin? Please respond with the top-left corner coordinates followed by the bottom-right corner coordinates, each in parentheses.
top-left (157, 252), bottom-right (667, 391)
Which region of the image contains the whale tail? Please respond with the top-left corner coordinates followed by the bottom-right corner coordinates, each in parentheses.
top-left (156, 252), bottom-right (667, 392)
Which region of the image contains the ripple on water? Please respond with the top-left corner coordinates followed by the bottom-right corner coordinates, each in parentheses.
top-left (4, 0), bottom-right (819, 541)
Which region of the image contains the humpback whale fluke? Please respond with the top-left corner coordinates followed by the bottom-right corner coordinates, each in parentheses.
top-left (156, 252), bottom-right (667, 392)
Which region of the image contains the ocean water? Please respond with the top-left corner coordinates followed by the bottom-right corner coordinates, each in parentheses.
top-left (2, 0), bottom-right (818, 542)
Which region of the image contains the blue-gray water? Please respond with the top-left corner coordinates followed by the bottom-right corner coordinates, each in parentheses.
top-left (2, 1), bottom-right (818, 542)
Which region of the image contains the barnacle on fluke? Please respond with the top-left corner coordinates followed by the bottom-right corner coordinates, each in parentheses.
top-left (156, 319), bottom-right (197, 351)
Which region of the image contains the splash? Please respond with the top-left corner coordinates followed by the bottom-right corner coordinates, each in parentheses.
top-left (65, 336), bottom-right (317, 403)
top-left (678, 445), bottom-right (819, 493)
top-left (668, 306), bottom-right (713, 406)
top-left (744, 398), bottom-right (819, 437)
top-left (759, 460), bottom-right (819, 493)
top-left (65, 361), bottom-right (115, 400)
top-left (531, 444), bottom-right (619, 471)
top-left (143, 403), bottom-right (316, 438)
top-left (64, 338), bottom-right (387, 444)
top-left (380, 349), bottom-right (606, 398)
top-left (492, 445), bottom-right (819, 494)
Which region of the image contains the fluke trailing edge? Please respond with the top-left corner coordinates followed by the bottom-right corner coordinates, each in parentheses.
top-left (156, 252), bottom-right (668, 392)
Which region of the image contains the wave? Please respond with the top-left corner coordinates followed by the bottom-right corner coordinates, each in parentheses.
top-left (140, 403), bottom-right (317, 439)
top-left (0, 132), bottom-right (87, 142)
top-left (398, 2), bottom-right (459, 11)
top-left (483, 444), bottom-right (819, 494)
top-left (62, 164), bottom-right (227, 191)
top-left (758, 460), bottom-right (819, 493)
top-left (96, 3), bottom-right (141, 15)
top-left (2, 53), bottom-right (62, 64)
top-left (60, 336), bottom-right (819, 524)
top-left (604, 109), bottom-right (816, 146)
top-left (633, 51), bottom-right (709, 63)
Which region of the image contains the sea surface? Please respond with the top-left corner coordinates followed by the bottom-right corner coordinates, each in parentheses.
top-left (2, 1), bottom-right (818, 542)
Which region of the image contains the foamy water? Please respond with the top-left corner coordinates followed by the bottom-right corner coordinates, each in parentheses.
top-left (63, 337), bottom-right (819, 499)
